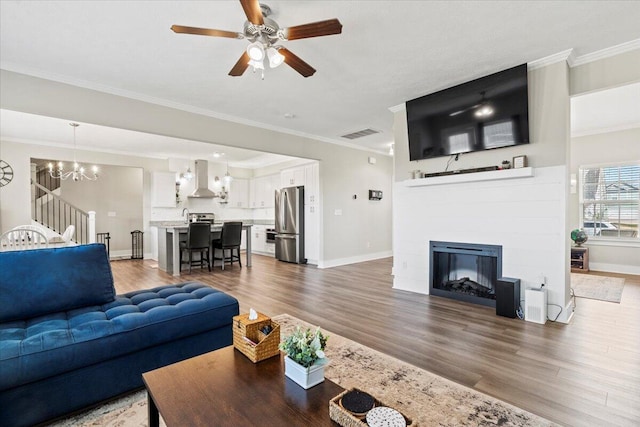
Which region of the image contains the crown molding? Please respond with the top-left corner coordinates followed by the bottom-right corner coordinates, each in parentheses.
top-left (527, 49), bottom-right (573, 70)
top-left (389, 103), bottom-right (406, 113)
top-left (0, 63), bottom-right (385, 156)
top-left (571, 39), bottom-right (640, 67)
top-left (2, 136), bottom-right (171, 160)
top-left (527, 39), bottom-right (640, 71)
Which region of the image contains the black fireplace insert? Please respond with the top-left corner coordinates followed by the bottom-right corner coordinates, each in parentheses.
top-left (429, 241), bottom-right (502, 307)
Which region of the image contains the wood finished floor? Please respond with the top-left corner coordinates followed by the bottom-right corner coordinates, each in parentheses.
top-left (111, 256), bottom-right (640, 427)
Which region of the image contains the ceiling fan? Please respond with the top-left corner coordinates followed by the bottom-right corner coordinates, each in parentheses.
top-left (171, 0), bottom-right (342, 78)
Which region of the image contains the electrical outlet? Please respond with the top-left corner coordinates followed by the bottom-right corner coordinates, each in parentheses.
top-left (366, 241), bottom-right (370, 248)
top-left (402, 261), bottom-right (407, 269)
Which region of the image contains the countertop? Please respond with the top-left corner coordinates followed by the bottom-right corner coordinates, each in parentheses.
top-left (150, 219), bottom-right (274, 228)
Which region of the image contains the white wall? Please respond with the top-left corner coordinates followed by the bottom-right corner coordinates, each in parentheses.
top-left (392, 61), bottom-right (573, 322)
top-left (570, 127), bottom-right (640, 274)
top-left (58, 163), bottom-right (143, 254)
top-left (393, 166), bottom-right (567, 312)
top-left (0, 70), bottom-right (393, 266)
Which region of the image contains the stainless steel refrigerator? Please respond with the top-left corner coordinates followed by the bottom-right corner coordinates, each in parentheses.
top-left (275, 186), bottom-right (306, 264)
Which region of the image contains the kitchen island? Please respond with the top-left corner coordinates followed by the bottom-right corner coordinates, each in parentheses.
top-left (156, 223), bottom-right (252, 276)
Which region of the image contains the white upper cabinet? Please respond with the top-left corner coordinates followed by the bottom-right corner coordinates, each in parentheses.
top-left (227, 178), bottom-right (249, 208)
top-left (151, 172), bottom-right (176, 207)
top-left (249, 174), bottom-right (278, 208)
top-left (280, 166), bottom-right (305, 188)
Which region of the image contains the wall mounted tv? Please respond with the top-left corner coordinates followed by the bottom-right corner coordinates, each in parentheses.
top-left (407, 64), bottom-right (529, 161)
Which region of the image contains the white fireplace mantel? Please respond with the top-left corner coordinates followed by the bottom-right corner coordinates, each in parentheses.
top-left (403, 167), bottom-right (534, 187)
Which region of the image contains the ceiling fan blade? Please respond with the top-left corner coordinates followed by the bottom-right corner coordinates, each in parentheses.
top-left (279, 48), bottom-right (316, 78)
top-left (239, 0), bottom-right (264, 25)
top-left (171, 25), bottom-right (242, 39)
top-left (229, 52), bottom-right (251, 76)
top-left (282, 19), bottom-right (342, 40)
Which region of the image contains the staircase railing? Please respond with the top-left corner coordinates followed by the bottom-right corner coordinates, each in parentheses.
top-left (35, 167), bottom-right (61, 198)
top-left (31, 180), bottom-right (91, 244)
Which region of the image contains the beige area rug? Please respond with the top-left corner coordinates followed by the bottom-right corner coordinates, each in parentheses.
top-left (50, 314), bottom-right (556, 427)
top-left (571, 273), bottom-right (625, 303)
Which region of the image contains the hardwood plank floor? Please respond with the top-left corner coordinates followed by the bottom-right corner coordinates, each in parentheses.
top-left (110, 256), bottom-right (640, 426)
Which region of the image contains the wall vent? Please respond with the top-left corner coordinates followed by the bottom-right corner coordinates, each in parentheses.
top-left (525, 288), bottom-right (547, 324)
top-left (341, 128), bottom-right (380, 140)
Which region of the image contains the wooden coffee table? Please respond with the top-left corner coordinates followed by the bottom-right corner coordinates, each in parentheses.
top-left (142, 345), bottom-right (343, 426)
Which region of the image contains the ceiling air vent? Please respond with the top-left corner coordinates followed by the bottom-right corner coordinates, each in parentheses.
top-left (341, 128), bottom-right (380, 140)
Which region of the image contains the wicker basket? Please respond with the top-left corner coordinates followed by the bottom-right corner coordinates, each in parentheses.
top-left (329, 388), bottom-right (414, 427)
top-left (232, 312), bottom-right (280, 363)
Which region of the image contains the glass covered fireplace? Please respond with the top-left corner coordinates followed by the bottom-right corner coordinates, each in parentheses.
top-left (429, 241), bottom-right (502, 308)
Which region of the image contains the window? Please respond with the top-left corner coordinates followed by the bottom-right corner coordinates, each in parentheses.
top-left (579, 163), bottom-right (639, 240)
top-left (483, 119), bottom-right (516, 148)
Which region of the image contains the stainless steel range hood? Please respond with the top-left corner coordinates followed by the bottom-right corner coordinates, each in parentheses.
top-left (188, 159), bottom-right (216, 198)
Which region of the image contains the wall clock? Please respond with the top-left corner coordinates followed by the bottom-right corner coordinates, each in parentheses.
top-left (0, 160), bottom-right (14, 187)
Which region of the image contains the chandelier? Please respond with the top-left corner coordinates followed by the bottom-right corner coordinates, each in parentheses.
top-left (48, 123), bottom-right (98, 181)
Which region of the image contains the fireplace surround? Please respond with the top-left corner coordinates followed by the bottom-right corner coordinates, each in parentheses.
top-left (429, 241), bottom-right (502, 307)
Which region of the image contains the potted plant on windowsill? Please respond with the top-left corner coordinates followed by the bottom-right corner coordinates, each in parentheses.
top-left (279, 326), bottom-right (328, 389)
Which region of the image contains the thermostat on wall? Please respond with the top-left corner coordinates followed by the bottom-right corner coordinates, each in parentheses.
top-left (369, 190), bottom-right (383, 201)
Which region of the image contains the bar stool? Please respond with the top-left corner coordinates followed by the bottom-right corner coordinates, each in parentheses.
top-left (212, 222), bottom-right (242, 270)
top-left (180, 222), bottom-right (211, 273)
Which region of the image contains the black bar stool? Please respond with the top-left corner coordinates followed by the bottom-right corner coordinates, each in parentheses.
top-left (180, 222), bottom-right (211, 273)
top-left (212, 222), bottom-right (242, 270)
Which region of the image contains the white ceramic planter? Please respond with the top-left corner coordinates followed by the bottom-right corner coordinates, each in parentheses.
top-left (284, 356), bottom-right (327, 389)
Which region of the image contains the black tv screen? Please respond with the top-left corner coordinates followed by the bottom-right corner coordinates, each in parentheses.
top-left (407, 64), bottom-right (529, 161)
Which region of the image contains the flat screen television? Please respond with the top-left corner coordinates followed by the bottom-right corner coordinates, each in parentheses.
top-left (407, 64), bottom-right (529, 161)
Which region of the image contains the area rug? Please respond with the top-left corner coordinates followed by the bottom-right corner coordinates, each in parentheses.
top-left (50, 314), bottom-right (556, 427)
top-left (571, 273), bottom-right (625, 303)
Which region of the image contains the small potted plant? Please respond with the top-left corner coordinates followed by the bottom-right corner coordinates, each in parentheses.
top-left (279, 326), bottom-right (328, 389)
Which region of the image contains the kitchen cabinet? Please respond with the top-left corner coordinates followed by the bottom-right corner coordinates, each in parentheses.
top-left (250, 174), bottom-right (278, 208)
top-left (265, 241), bottom-right (275, 255)
top-left (251, 225), bottom-right (266, 253)
top-left (249, 224), bottom-right (275, 256)
top-left (304, 162), bottom-right (320, 264)
top-left (227, 178), bottom-right (249, 208)
top-left (305, 204), bottom-right (319, 262)
top-left (304, 162), bottom-right (319, 206)
top-left (280, 166), bottom-right (305, 188)
top-left (151, 172), bottom-right (177, 207)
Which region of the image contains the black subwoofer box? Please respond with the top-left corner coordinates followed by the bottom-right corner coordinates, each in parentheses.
top-left (495, 277), bottom-right (521, 318)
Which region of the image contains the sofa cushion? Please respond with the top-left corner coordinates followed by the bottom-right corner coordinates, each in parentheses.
top-left (0, 244), bottom-right (115, 323)
top-left (0, 282), bottom-right (238, 390)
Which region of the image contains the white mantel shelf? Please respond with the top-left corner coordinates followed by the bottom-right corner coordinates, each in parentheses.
top-left (403, 167), bottom-right (534, 187)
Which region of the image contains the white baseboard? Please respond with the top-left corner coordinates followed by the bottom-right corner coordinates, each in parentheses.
top-left (548, 300), bottom-right (574, 324)
top-left (318, 250), bottom-right (392, 269)
top-left (589, 262), bottom-right (640, 276)
top-left (109, 249), bottom-right (132, 260)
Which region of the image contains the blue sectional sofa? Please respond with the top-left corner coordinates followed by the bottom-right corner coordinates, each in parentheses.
top-left (0, 244), bottom-right (239, 427)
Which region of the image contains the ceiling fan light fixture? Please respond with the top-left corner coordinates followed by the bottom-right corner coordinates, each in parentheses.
top-left (267, 47), bottom-right (284, 68)
top-left (246, 41), bottom-right (265, 61)
top-left (474, 105), bottom-right (494, 118)
top-left (248, 58), bottom-right (265, 70)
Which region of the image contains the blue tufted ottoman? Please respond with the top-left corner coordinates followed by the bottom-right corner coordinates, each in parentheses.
top-left (0, 244), bottom-right (239, 427)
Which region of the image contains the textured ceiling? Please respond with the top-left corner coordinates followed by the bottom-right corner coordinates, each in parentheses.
top-left (1, 0), bottom-right (639, 158)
